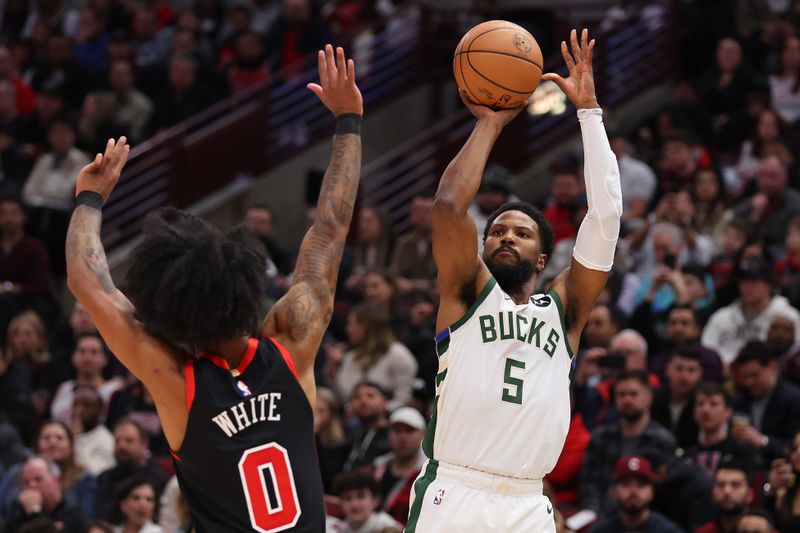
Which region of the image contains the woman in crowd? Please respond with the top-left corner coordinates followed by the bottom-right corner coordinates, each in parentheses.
top-left (0, 420), bottom-right (95, 517)
top-left (111, 477), bottom-right (163, 533)
top-left (314, 387), bottom-right (351, 493)
top-left (5, 310), bottom-right (50, 381)
top-left (334, 302), bottom-right (417, 410)
top-left (691, 167), bottom-right (732, 246)
top-left (769, 35), bottom-right (800, 127)
top-left (344, 206), bottom-right (394, 293)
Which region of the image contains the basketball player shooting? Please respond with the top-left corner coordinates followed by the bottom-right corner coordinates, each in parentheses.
top-left (406, 29), bottom-right (621, 532)
top-left (65, 45), bottom-right (362, 532)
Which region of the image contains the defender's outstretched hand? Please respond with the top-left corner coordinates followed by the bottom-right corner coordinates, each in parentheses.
top-left (542, 28), bottom-right (599, 110)
top-left (76, 136), bottom-right (130, 202)
top-left (307, 44), bottom-right (363, 117)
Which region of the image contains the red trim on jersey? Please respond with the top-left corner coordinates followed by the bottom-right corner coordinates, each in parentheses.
top-left (199, 338), bottom-right (259, 375)
top-left (170, 450), bottom-right (181, 462)
top-left (269, 336), bottom-right (299, 381)
top-left (184, 356), bottom-right (196, 411)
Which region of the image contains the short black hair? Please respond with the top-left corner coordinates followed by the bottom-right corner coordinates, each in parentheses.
top-left (667, 303), bottom-right (698, 322)
top-left (353, 380), bottom-right (391, 400)
top-left (715, 458), bottom-right (753, 485)
top-left (125, 208), bottom-right (267, 352)
top-left (615, 369), bottom-right (651, 389)
top-left (670, 343), bottom-right (701, 363)
top-left (332, 470), bottom-right (379, 497)
top-left (734, 341), bottom-right (775, 368)
top-left (74, 331), bottom-right (105, 348)
top-left (695, 381), bottom-right (732, 407)
top-left (739, 508), bottom-right (775, 529)
top-left (483, 201), bottom-right (555, 257)
top-left (114, 417), bottom-right (149, 442)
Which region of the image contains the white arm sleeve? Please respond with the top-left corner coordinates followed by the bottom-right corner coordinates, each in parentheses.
top-left (573, 108), bottom-right (623, 272)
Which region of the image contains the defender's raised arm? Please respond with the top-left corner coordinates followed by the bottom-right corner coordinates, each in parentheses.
top-left (262, 45), bottom-right (363, 403)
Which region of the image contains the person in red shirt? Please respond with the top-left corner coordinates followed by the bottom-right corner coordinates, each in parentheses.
top-left (542, 163), bottom-right (585, 244)
top-left (0, 45), bottom-right (35, 115)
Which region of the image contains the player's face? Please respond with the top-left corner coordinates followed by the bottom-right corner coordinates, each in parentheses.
top-left (37, 423), bottom-right (71, 462)
top-left (614, 477), bottom-right (653, 514)
top-left (341, 489), bottom-right (378, 527)
top-left (693, 393), bottom-right (731, 432)
top-left (483, 211), bottom-right (545, 292)
top-left (712, 469), bottom-right (750, 512)
top-left (666, 356), bottom-right (702, 397)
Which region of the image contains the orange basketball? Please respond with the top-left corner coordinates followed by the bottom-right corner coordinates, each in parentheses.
top-left (453, 20), bottom-right (543, 109)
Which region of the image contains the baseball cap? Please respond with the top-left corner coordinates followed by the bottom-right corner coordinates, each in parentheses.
top-left (736, 257), bottom-right (774, 283)
top-left (389, 407), bottom-right (426, 431)
top-left (614, 455), bottom-right (653, 483)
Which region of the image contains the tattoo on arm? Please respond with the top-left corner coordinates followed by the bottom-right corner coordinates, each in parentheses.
top-left (66, 205), bottom-right (116, 294)
top-left (274, 133), bottom-right (361, 342)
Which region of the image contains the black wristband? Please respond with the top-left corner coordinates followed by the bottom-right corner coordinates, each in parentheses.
top-left (75, 191), bottom-right (104, 210)
top-left (335, 113), bottom-right (362, 135)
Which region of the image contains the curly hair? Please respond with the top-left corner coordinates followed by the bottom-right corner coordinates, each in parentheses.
top-left (482, 201), bottom-right (555, 257)
top-left (124, 208), bottom-right (267, 351)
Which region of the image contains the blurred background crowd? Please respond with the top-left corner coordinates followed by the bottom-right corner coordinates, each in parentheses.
top-left (3, 1), bottom-right (800, 533)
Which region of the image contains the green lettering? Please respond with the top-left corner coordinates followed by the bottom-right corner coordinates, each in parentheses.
top-left (516, 314), bottom-right (528, 342)
top-left (480, 315), bottom-right (496, 343)
top-left (526, 317), bottom-right (545, 347)
top-left (499, 311), bottom-right (514, 340)
top-left (544, 328), bottom-right (560, 357)
top-left (502, 358), bottom-right (526, 405)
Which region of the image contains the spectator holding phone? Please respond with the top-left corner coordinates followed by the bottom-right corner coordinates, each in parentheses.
top-left (763, 430), bottom-right (800, 532)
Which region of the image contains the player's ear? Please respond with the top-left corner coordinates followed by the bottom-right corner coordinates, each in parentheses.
top-left (537, 253), bottom-right (548, 272)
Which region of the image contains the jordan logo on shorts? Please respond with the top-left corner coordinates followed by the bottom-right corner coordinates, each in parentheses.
top-left (433, 489), bottom-right (446, 506)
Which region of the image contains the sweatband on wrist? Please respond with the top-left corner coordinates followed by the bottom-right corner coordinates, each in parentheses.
top-left (572, 108), bottom-right (622, 272)
top-left (75, 191), bottom-right (104, 210)
top-left (335, 114), bottom-right (362, 135)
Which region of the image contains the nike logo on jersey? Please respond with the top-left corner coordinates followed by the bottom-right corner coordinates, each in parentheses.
top-left (546, 504), bottom-right (553, 514)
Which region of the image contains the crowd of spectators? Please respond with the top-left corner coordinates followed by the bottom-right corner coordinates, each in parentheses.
top-left (4, 1), bottom-right (800, 533)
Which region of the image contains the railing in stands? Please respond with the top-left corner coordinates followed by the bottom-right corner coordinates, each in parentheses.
top-left (101, 3), bottom-right (422, 251)
top-left (361, 2), bottom-right (677, 236)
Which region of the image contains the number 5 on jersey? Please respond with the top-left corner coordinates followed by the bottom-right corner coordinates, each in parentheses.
top-left (502, 357), bottom-right (525, 404)
top-left (239, 443), bottom-right (301, 533)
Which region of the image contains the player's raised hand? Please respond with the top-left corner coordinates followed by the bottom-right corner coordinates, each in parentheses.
top-left (542, 28), bottom-right (599, 110)
top-left (75, 136), bottom-right (130, 202)
top-left (307, 44), bottom-right (363, 117)
top-left (458, 90), bottom-right (525, 129)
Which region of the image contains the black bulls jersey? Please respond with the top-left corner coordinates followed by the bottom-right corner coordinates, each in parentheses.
top-left (172, 337), bottom-right (324, 532)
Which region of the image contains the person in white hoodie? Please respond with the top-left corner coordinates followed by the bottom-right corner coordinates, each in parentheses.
top-left (702, 257), bottom-right (800, 366)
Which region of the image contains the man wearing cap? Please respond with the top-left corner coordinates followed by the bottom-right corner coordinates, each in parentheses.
top-left (371, 407), bottom-right (426, 526)
top-left (591, 455), bottom-right (682, 533)
top-left (702, 257), bottom-right (800, 366)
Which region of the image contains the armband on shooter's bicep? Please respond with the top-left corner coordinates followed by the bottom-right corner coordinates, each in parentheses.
top-left (572, 108), bottom-right (622, 272)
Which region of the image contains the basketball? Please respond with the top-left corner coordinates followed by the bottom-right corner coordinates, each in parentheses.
top-left (453, 20), bottom-right (543, 109)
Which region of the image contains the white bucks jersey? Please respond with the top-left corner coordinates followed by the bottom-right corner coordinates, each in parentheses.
top-left (425, 277), bottom-right (573, 480)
